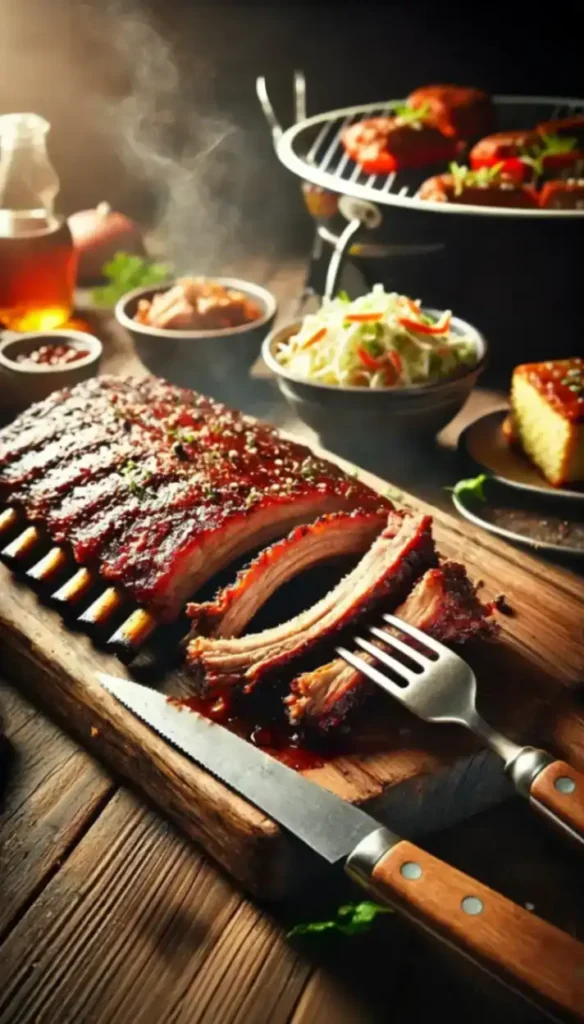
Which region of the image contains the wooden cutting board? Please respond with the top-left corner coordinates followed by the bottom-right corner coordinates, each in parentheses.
top-left (1, 433), bottom-right (583, 901)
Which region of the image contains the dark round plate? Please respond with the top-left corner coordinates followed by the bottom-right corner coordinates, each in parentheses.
top-left (452, 483), bottom-right (584, 559)
top-left (459, 409), bottom-right (584, 503)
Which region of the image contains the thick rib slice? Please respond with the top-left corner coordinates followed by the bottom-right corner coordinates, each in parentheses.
top-left (106, 491), bottom-right (368, 618)
top-left (186, 509), bottom-right (388, 639)
top-left (186, 512), bottom-right (435, 692)
top-left (285, 561), bottom-right (495, 730)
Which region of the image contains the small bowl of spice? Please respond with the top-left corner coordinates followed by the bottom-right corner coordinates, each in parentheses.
top-left (0, 329), bottom-right (102, 419)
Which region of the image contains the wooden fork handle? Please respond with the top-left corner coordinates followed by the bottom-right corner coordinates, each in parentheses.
top-left (346, 831), bottom-right (584, 1021)
top-left (530, 760), bottom-right (584, 848)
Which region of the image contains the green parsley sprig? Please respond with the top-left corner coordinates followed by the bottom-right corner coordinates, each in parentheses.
top-left (287, 901), bottom-right (393, 939)
top-left (520, 133), bottom-right (578, 179)
top-left (92, 251), bottom-right (172, 308)
top-left (391, 101), bottom-right (432, 126)
top-left (448, 162), bottom-right (505, 197)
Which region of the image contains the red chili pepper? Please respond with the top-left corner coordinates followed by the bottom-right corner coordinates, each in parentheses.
top-left (398, 314), bottom-right (451, 336)
top-left (345, 312), bottom-right (384, 323)
top-left (357, 345), bottom-right (383, 370)
top-left (300, 326), bottom-right (327, 349)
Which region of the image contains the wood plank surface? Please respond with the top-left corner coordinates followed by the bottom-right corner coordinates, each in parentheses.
top-left (1, 259), bottom-right (584, 1024)
top-left (1, 421), bottom-right (583, 898)
top-left (0, 681), bottom-right (114, 942)
top-left (1, 275), bottom-right (583, 896)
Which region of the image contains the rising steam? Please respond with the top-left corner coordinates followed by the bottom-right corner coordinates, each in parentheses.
top-left (92, 1), bottom-right (248, 272)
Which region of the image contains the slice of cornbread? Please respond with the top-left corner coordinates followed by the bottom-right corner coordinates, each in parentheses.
top-left (509, 358), bottom-right (584, 486)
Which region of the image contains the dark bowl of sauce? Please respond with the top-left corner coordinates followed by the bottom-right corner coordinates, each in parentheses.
top-left (0, 329), bottom-right (102, 420)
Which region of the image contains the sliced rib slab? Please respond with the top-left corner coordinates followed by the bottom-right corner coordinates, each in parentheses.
top-left (0, 375), bottom-right (389, 620)
top-left (186, 509), bottom-right (388, 639)
top-left (285, 561), bottom-right (495, 730)
top-left (186, 512), bottom-right (435, 692)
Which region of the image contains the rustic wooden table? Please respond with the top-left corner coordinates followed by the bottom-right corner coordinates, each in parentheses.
top-left (1, 257), bottom-right (583, 1024)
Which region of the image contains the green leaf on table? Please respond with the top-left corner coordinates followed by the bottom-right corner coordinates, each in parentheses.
top-left (287, 901), bottom-right (393, 939)
top-left (446, 473), bottom-right (489, 502)
top-left (91, 251), bottom-right (172, 308)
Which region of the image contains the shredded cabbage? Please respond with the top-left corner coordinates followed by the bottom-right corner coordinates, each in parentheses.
top-left (276, 285), bottom-right (477, 388)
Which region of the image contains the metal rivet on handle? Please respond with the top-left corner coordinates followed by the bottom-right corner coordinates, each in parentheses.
top-left (400, 861), bottom-right (423, 880)
top-left (461, 896), bottom-right (484, 916)
top-left (555, 776), bottom-right (576, 794)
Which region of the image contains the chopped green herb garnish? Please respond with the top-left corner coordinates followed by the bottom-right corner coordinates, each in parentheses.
top-left (287, 901), bottom-right (393, 939)
top-left (447, 473), bottom-right (489, 502)
top-left (92, 251), bottom-right (172, 308)
top-left (392, 101), bottom-right (432, 125)
top-left (448, 162), bottom-right (505, 196)
top-left (120, 459), bottom-right (155, 499)
top-left (520, 133), bottom-right (577, 179)
top-left (336, 289), bottom-right (351, 303)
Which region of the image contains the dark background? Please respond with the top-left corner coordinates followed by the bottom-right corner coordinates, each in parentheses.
top-left (2, 1), bottom-right (584, 240)
top-left (1, 1), bottom-right (583, 370)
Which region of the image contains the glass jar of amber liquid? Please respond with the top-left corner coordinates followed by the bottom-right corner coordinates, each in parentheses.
top-left (0, 114), bottom-right (77, 331)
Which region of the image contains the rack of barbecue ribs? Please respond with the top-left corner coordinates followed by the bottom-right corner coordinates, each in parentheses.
top-left (0, 375), bottom-right (392, 659)
top-left (0, 375), bottom-right (493, 723)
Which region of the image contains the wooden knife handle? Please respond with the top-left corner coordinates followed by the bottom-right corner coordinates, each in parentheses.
top-left (346, 833), bottom-right (584, 1021)
top-left (530, 760), bottom-right (584, 847)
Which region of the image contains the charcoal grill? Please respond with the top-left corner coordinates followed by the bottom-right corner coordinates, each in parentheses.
top-left (258, 78), bottom-right (584, 219)
top-left (257, 75), bottom-right (584, 372)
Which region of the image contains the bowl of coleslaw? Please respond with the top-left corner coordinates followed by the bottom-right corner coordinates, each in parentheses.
top-left (263, 286), bottom-right (487, 447)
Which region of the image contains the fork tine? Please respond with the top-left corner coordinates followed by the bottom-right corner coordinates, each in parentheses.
top-left (335, 645), bottom-right (407, 698)
top-left (382, 613), bottom-right (446, 656)
top-left (354, 636), bottom-right (416, 682)
top-left (368, 625), bottom-right (429, 668)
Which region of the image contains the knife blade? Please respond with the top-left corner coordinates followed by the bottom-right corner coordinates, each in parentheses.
top-left (98, 672), bottom-right (377, 863)
top-left (97, 672), bottom-right (584, 1023)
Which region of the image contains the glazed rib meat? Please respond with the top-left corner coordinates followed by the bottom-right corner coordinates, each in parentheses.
top-left (186, 509), bottom-right (388, 639)
top-left (286, 562), bottom-right (494, 730)
top-left (0, 375), bottom-right (390, 619)
top-left (186, 511), bottom-right (436, 693)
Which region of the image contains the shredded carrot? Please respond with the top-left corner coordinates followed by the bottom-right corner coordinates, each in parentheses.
top-left (345, 312), bottom-right (384, 323)
top-left (357, 345), bottom-right (383, 370)
top-left (300, 326), bottom-right (327, 349)
top-left (398, 314), bottom-right (451, 336)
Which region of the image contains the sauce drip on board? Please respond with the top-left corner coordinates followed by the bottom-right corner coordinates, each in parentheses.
top-left (168, 693), bottom-right (328, 771)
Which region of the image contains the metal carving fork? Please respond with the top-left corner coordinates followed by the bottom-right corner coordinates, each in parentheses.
top-left (337, 615), bottom-right (584, 848)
